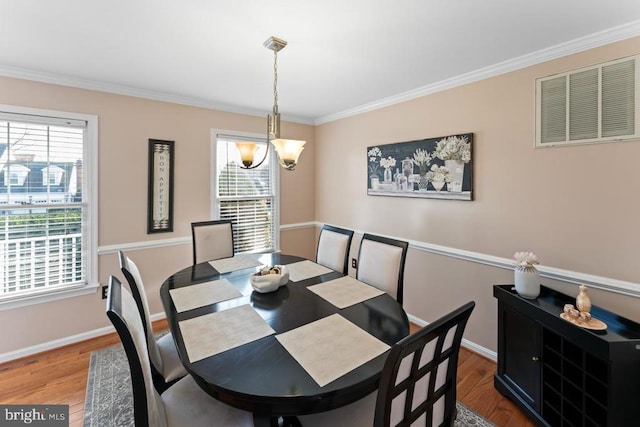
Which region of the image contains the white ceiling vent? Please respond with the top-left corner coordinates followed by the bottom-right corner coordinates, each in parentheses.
top-left (536, 54), bottom-right (639, 147)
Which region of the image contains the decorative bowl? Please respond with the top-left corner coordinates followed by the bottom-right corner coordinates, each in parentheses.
top-left (250, 265), bottom-right (289, 293)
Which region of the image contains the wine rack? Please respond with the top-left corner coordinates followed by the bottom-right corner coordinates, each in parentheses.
top-left (494, 285), bottom-right (640, 426)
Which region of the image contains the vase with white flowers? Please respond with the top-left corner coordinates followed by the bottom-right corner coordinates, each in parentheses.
top-left (434, 135), bottom-right (471, 192)
top-left (425, 164), bottom-right (451, 192)
top-left (513, 251), bottom-right (540, 299)
top-left (412, 148), bottom-right (432, 191)
top-left (367, 147), bottom-right (382, 189)
top-left (379, 156), bottom-right (397, 182)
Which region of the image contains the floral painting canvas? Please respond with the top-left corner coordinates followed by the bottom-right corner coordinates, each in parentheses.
top-left (367, 133), bottom-right (473, 200)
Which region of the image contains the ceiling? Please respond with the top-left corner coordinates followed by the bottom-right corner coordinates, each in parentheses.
top-left (1, 1), bottom-right (640, 124)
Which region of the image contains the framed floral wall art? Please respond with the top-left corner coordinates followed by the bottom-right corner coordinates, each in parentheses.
top-left (367, 133), bottom-right (473, 200)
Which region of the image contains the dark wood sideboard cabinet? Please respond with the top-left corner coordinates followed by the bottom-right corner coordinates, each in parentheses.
top-left (494, 284), bottom-right (640, 426)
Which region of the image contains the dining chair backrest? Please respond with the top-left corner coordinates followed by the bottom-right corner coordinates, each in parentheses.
top-left (191, 220), bottom-right (234, 264)
top-left (106, 276), bottom-right (166, 427)
top-left (316, 224), bottom-right (354, 275)
top-left (374, 301), bottom-right (475, 426)
top-left (356, 233), bottom-right (408, 305)
top-left (118, 250), bottom-right (165, 377)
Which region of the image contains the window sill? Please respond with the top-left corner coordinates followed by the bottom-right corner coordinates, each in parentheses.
top-left (0, 283), bottom-right (100, 312)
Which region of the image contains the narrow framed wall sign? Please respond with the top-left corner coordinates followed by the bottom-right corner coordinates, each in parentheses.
top-left (147, 139), bottom-right (174, 233)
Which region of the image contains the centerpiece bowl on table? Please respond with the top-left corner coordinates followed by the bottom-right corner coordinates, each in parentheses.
top-left (250, 265), bottom-right (289, 293)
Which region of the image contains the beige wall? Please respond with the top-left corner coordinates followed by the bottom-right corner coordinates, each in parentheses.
top-left (0, 77), bottom-right (315, 355)
top-left (315, 36), bottom-right (640, 353)
top-left (2, 35), bottom-right (639, 359)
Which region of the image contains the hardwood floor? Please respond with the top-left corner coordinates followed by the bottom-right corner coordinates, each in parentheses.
top-left (0, 320), bottom-right (534, 426)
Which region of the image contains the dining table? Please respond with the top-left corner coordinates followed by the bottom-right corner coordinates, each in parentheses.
top-left (159, 253), bottom-right (410, 426)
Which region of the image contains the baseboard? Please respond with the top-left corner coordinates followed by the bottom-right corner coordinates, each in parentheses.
top-left (0, 312), bottom-right (167, 364)
top-left (408, 313), bottom-right (497, 362)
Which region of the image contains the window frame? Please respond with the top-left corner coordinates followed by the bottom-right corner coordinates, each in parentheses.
top-left (0, 104), bottom-right (98, 311)
top-left (210, 129), bottom-right (280, 254)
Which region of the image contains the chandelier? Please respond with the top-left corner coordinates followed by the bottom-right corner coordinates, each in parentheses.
top-left (236, 36), bottom-right (306, 171)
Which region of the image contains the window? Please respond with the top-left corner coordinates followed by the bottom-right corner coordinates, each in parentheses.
top-left (4, 164), bottom-right (29, 186)
top-left (41, 165), bottom-right (65, 186)
top-left (212, 131), bottom-right (279, 254)
top-left (536, 54), bottom-right (640, 147)
top-left (0, 105), bottom-right (97, 306)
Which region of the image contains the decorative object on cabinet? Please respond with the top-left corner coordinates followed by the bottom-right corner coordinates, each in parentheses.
top-left (367, 133), bottom-right (473, 200)
top-left (147, 139), bottom-right (174, 233)
top-left (576, 284), bottom-right (592, 313)
top-left (560, 303), bottom-right (607, 330)
top-left (513, 251), bottom-right (540, 298)
top-left (494, 284), bottom-right (640, 426)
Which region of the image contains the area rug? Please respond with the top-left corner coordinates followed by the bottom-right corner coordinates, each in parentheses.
top-left (84, 343), bottom-right (494, 426)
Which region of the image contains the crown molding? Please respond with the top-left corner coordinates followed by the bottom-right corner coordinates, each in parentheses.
top-left (315, 20), bottom-right (640, 125)
top-left (0, 65), bottom-right (314, 125)
top-left (2, 20), bottom-right (638, 128)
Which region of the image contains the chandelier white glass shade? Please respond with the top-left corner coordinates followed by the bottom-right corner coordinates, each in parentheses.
top-left (236, 36), bottom-right (306, 171)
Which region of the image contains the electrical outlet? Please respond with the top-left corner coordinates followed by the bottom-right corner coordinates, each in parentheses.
top-left (101, 285), bottom-right (108, 299)
top-left (351, 258), bottom-right (357, 269)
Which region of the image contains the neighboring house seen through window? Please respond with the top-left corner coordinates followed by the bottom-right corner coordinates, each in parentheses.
top-left (0, 106), bottom-right (97, 305)
top-left (41, 165), bottom-right (65, 186)
top-left (213, 132), bottom-right (279, 254)
top-left (4, 164), bottom-right (29, 186)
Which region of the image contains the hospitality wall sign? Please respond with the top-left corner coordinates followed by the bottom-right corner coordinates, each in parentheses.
top-left (147, 139), bottom-right (175, 233)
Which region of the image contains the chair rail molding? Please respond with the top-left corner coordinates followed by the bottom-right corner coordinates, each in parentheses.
top-left (97, 222), bottom-right (317, 255)
top-left (98, 222), bottom-right (640, 297)
top-left (310, 222), bottom-right (640, 299)
top-left (97, 236), bottom-right (191, 255)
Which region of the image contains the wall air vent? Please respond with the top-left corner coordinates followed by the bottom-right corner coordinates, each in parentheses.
top-left (536, 54), bottom-right (640, 147)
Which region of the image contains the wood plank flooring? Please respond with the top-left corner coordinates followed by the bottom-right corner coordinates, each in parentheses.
top-left (0, 320), bottom-right (534, 426)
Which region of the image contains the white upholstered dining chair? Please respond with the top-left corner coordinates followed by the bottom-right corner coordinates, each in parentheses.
top-left (299, 301), bottom-right (475, 427)
top-left (316, 224), bottom-right (354, 275)
top-left (356, 233), bottom-right (409, 305)
top-left (106, 276), bottom-right (254, 427)
top-left (118, 250), bottom-right (186, 393)
top-left (191, 220), bottom-right (234, 264)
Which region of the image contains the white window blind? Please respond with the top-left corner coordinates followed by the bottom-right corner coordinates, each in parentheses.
top-left (214, 134), bottom-right (279, 254)
top-left (0, 113), bottom-right (88, 298)
top-left (536, 54), bottom-right (639, 147)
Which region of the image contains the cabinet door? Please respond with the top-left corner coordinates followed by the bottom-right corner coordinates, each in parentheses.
top-left (500, 305), bottom-right (542, 411)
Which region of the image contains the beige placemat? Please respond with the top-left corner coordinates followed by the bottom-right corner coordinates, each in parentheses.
top-left (285, 260), bottom-right (333, 282)
top-left (169, 278), bottom-right (242, 313)
top-left (276, 314), bottom-right (390, 387)
top-left (307, 276), bottom-right (385, 309)
top-left (179, 304), bottom-right (275, 363)
top-left (208, 255), bottom-right (263, 274)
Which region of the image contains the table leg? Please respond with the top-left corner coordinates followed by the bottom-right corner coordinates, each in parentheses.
top-left (282, 416), bottom-right (302, 427)
top-left (252, 414), bottom-right (302, 427)
top-left (252, 413), bottom-right (276, 427)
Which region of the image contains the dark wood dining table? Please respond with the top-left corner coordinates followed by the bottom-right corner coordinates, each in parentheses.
top-left (160, 253), bottom-right (410, 426)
